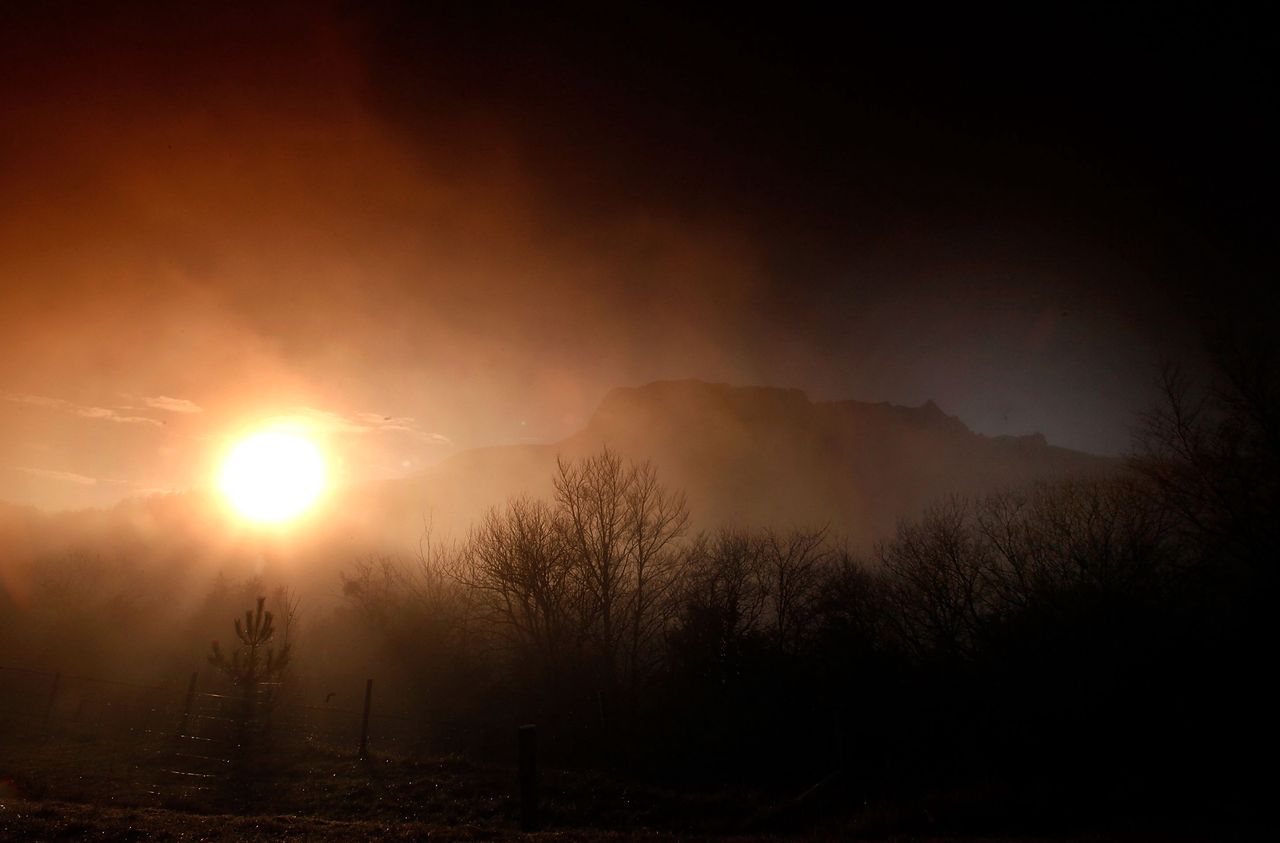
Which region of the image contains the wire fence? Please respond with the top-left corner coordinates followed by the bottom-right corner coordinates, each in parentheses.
top-left (0, 664), bottom-right (186, 743)
top-left (0, 663), bottom-right (501, 807)
top-left (0, 664), bottom-right (450, 745)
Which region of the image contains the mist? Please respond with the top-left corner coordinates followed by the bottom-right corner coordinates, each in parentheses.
top-left (0, 3), bottom-right (1274, 840)
top-left (5, 3), bottom-right (1257, 513)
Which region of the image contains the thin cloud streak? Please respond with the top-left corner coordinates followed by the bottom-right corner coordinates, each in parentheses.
top-left (15, 466), bottom-right (125, 486)
top-left (2, 393), bottom-right (64, 409)
top-left (3, 392), bottom-right (164, 426)
top-left (266, 407), bottom-right (453, 445)
top-left (75, 407), bottom-right (164, 426)
top-left (143, 396), bottom-right (203, 413)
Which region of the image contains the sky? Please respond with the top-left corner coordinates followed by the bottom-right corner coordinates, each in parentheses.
top-left (0, 2), bottom-right (1273, 511)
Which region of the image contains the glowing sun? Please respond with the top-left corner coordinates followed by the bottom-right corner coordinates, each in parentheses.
top-left (219, 431), bottom-right (326, 523)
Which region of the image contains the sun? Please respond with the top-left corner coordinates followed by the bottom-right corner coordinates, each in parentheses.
top-left (219, 431), bottom-right (327, 523)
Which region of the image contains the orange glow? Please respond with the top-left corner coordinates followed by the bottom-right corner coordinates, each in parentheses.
top-left (218, 431), bottom-right (326, 523)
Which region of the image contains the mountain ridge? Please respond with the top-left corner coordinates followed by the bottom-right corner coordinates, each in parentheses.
top-left (378, 379), bottom-right (1115, 545)
top-left (0, 380), bottom-right (1116, 606)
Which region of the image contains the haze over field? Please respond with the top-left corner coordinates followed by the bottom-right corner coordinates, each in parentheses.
top-left (0, 5), bottom-right (1274, 840)
top-left (0, 379), bottom-right (1115, 608)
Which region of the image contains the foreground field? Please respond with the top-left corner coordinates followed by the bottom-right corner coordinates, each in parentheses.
top-left (2, 799), bottom-right (1184, 843)
top-left (0, 737), bottom-right (760, 836)
top-left (0, 731), bottom-right (1240, 840)
top-left (0, 799), bottom-right (770, 842)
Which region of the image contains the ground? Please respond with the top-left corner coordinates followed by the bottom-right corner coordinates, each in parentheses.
top-left (0, 732), bottom-right (1222, 840)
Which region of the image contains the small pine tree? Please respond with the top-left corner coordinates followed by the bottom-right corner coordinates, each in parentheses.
top-left (209, 596), bottom-right (291, 743)
top-left (209, 596), bottom-right (292, 686)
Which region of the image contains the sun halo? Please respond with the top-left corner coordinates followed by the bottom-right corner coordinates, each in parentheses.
top-left (218, 430), bottom-right (327, 523)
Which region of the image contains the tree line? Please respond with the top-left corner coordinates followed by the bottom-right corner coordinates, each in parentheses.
top-left (3, 336), bottom-right (1272, 830)
top-left (336, 339), bottom-right (1275, 826)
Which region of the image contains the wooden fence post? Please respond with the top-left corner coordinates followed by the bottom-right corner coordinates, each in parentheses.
top-left (518, 723), bottom-right (538, 832)
top-left (177, 671), bottom-right (198, 740)
top-left (358, 678), bottom-right (374, 759)
top-left (42, 671), bottom-right (61, 733)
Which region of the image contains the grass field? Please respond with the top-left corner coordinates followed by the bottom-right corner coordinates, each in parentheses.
top-left (0, 731), bottom-right (789, 839)
top-left (0, 730), bottom-right (1232, 840)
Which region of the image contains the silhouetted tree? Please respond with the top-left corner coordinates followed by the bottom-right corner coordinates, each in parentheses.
top-left (339, 540), bottom-right (490, 734)
top-left (209, 596), bottom-right (292, 688)
top-left (760, 526), bottom-right (829, 655)
top-left (878, 497), bottom-right (993, 661)
top-left (1134, 342), bottom-right (1279, 576)
top-left (553, 447), bottom-right (689, 705)
top-left (621, 460), bottom-right (689, 695)
top-left (1126, 333), bottom-right (1280, 805)
top-left (671, 527), bottom-right (768, 681)
top-left (976, 479), bottom-right (1174, 617)
top-left (209, 596), bottom-right (293, 740)
top-left (458, 496), bottom-right (580, 683)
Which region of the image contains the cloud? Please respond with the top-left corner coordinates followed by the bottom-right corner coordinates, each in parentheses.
top-left (143, 395), bottom-right (203, 413)
top-left (266, 407), bottom-right (452, 445)
top-left (2, 392), bottom-right (64, 409)
top-left (354, 411), bottom-right (412, 426)
top-left (3, 392), bottom-right (163, 426)
top-left (15, 466), bottom-right (125, 486)
top-left (76, 406), bottom-right (164, 426)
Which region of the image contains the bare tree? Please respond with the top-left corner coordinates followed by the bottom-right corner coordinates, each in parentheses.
top-left (675, 527), bottom-right (769, 666)
top-left (456, 496), bottom-right (579, 681)
top-left (760, 527), bottom-right (830, 655)
top-left (814, 547), bottom-right (889, 652)
top-left (270, 584), bottom-right (301, 656)
top-left (878, 497), bottom-right (994, 661)
top-left (555, 448), bottom-right (631, 686)
top-left (554, 448), bottom-right (689, 694)
top-left (976, 479), bottom-right (1174, 619)
top-left (1133, 349), bottom-right (1279, 569)
top-left (622, 460), bottom-right (689, 693)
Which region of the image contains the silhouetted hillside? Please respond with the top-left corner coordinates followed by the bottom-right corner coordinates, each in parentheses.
top-left (0, 381), bottom-right (1113, 604)
top-left (375, 380), bottom-right (1114, 545)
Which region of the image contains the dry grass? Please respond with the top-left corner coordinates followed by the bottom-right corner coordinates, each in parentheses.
top-left (0, 731), bottom-right (1219, 840)
top-left (0, 799), bottom-right (803, 842)
top-left (1, 731), bottom-right (772, 838)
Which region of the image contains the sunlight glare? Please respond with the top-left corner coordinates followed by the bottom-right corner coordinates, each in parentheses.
top-left (219, 431), bottom-right (326, 523)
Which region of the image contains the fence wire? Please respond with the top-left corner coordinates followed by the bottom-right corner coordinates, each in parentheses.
top-left (0, 663), bottom-right (494, 810)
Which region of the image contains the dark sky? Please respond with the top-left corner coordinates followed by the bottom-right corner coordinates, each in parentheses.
top-left (0, 2), bottom-right (1273, 509)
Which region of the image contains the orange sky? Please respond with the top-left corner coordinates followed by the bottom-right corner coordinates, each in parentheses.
top-left (1, 3), bottom-right (1262, 510)
top-left (0, 6), bottom-right (767, 507)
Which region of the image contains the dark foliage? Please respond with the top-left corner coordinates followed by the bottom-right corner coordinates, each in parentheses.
top-left (328, 342), bottom-right (1276, 832)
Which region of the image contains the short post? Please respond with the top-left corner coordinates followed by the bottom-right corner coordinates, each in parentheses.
top-left (518, 723), bottom-right (538, 832)
top-left (358, 678), bottom-right (374, 759)
top-left (177, 671), bottom-right (198, 740)
top-left (43, 671), bottom-right (61, 733)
